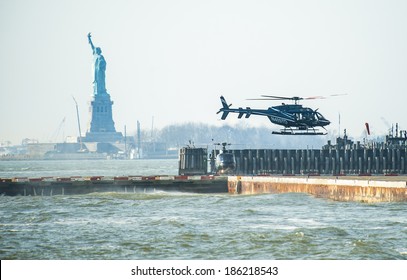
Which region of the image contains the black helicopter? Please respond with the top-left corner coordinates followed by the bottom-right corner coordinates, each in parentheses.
top-left (210, 142), bottom-right (236, 174)
top-left (217, 95), bottom-right (337, 135)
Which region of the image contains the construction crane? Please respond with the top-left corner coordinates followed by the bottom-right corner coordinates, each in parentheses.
top-left (72, 96), bottom-right (84, 151)
top-left (50, 117), bottom-right (66, 143)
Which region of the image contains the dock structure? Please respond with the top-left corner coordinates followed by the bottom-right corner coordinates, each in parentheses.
top-left (0, 175), bottom-right (227, 196)
top-left (2, 136), bottom-right (407, 202)
top-left (1, 174), bottom-right (406, 202)
top-left (178, 147), bottom-right (208, 175)
top-left (205, 132), bottom-right (407, 176)
top-left (228, 176), bottom-right (407, 203)
top-left (228, 146), bottom-right (407, 176)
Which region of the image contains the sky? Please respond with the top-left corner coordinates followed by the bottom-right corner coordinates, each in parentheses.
top-left (1, 0), bottom-right (407, 145)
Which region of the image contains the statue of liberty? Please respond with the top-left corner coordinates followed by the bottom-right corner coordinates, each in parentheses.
top-left (87, 32), bottom-right (107, 95)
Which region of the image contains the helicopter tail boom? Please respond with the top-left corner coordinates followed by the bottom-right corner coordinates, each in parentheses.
top-left (218, 96), bottom-right (266, 120)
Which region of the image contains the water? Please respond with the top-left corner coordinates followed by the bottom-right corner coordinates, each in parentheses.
top-left (1, 160), bottom-right (406, 260)
top-left (0, 159), bottom-right (179, 178)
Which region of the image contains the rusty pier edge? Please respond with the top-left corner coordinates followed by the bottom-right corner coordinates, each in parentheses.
top-left (228, 176), bottom-right (407, 203)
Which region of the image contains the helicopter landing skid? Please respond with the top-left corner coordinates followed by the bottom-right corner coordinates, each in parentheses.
top-left (272, 129), bottom-right (327, 136)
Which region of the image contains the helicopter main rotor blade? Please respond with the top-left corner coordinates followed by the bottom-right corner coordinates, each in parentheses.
top-left (304, 96), bottom-right (325, 100)
top-left (305, 93), bottom-right (347, 99)
top-left (260, 95), bottom-right (300, 100)
top-left (247, 93), bottom-right (347, 101)
top-left (246, 98), bottom-right (279, 101)
top-left (260, 95), bottom-right (287, 99)
top-left (329, 93), bottom-right (348, 97)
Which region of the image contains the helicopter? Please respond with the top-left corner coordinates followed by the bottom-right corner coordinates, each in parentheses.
top-left (210, 142), bottom-right (236, 174)
top-left (217, 95), bottom-right (338, 135)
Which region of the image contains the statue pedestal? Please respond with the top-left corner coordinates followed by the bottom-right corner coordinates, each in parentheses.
top-left (83, 132), bottom-right (123, 143)
top-left (83, 92), bottom-right (123, 143)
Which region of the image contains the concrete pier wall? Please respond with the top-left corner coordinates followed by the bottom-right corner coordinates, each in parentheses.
top-left (0, 175), bottom-right (228, 196)
top-left (228, 176), bottom-right (407, 202)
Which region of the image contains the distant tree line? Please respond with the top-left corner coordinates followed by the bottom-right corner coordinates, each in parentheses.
top-left (140, 122), bottom-right (331, 150)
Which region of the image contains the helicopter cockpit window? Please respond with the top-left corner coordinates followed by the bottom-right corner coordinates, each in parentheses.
top-left (293, 113), bottom-right (300, 120)
top-left (315, 112), bottom-right (326, 120)
top-left (302, 112), bottom-right (313, 120)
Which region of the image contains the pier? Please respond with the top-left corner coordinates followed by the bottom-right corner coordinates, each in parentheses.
top-left (1, 174), bottom-right (406, 202)
top-left (2, 137), bottom-right (407, 202)
top-left (222, 145), bottom-right (407, 176)
top-left (179, 142), bottom-right (407, 177)
top-left (201, 132), bottom-right (407, 176)
top-left (228, 176), bottom-right (407, 203)
top-left (0, 175), bottom-right (228, 196)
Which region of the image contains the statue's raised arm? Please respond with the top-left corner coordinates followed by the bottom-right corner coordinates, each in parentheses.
top-left (87, 32), bottom-right (107, 95)
top-left (87, 32), bottom-right (95, 53)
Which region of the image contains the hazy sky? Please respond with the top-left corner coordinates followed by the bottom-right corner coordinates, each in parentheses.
top-left (1, 0), bottom-right (407, 145)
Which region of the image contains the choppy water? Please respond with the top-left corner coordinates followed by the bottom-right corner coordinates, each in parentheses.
top-left (0, 159), bottom-right (179, 178)
top-left (1, 160), bottom-right (406, 260)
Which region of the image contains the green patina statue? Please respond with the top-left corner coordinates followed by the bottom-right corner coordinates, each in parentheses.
top-left (88, 32), bottom-right (107, 95)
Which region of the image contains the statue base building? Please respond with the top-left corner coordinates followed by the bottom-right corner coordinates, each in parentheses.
top-left (83, 92), bottom-right (123, 143)
top-left (83, 131), bottom-right (123, 143)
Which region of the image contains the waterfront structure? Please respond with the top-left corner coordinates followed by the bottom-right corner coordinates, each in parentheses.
top-left (83, 33), bottom-right (123, 143)
top-left (1, 175), bottom-right (406, 202)
top-left (212, 135), bottom-right (407, 176)
top-left (181, 132), bottom-right (407, 176)
top-left (179, 147), bottom-right (208, 175)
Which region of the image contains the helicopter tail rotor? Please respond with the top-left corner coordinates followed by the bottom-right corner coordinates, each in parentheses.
top-left (217, 96), bottom-right (232, 120)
